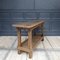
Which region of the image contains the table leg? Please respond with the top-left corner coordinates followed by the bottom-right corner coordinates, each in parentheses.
top-left (28, 29), bottom-right (33, 58)
top-left (16, 28), bottom-right (21, 54)
top-left (41, 24), bottom-right (44, 41)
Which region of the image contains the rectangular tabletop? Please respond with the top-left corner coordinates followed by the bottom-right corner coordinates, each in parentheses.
top-left (13, 21), bottom-right (44, 29)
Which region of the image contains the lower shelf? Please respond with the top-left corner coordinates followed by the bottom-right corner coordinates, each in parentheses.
top-left (21, 35), bottom-right (43, 49)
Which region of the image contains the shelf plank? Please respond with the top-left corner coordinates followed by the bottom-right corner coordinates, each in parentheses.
top-left (21, 36), bottom-right (43, 49)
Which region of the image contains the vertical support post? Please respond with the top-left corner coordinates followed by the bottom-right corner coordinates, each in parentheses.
top-left (28, 29), bottom-right (33, 58)
top-left (16, 27), bottom-right (21, 54)
top-left (41, 23), bottom-right (44, 41)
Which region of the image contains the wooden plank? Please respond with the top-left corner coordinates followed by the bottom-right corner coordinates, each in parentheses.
top-left (46, 36), bottom-right (60, 50)
top-left (21, 36), bottom-right (43, 49)
top-left (42, 37), bottom-right (54, 60)
top-left (45, 36), bottom-right (59, 60)
top-left (13, 21), bottom-right (44, 29)
top-left (37, 37), bottom-right (48, 60)
top-left (32, 36), bottom-right (43, 48)
top-left (18, 47), bottom-right (30, 52)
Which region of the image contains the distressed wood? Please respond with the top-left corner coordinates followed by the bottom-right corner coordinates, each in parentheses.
top-left (22, 36), bottom-right (43, 48)
top-left (13, 21), bottom-right (44, 58)
top-left (18, 47), bottom-right (30, 52)
top-left (16, 28), bottom-right (21, 54)
top-left (13, 21), bottom-right (44, 29)
top-left (28, 29), bottom-right (33, 58)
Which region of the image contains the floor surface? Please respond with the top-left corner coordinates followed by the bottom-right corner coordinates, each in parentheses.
top-left (0, 36), bottom-right (60, 60)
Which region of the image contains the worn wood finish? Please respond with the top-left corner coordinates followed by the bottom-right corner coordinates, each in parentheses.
top-left (28, 29), bottom-right (33, 58)
top-left (13, 21), bottom-right (44, 29)
top-left (16, 28), bottom-right (21, 54)
top-left (22, 36), bottom-right (43, 48)
top-left (13, 21), bottom-right (44, 58)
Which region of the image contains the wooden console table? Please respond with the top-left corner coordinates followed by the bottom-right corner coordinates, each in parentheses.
top-left (13, 21), bottom-right (44, 58)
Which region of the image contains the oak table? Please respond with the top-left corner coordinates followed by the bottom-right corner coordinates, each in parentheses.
top-left (13, 21), bottom-right (44, 58)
